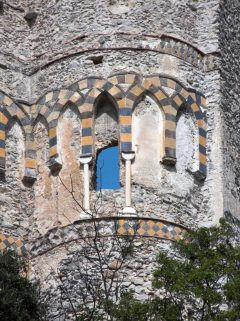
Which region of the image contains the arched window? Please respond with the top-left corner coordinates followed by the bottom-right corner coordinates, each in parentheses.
top-left (5, 119), bottom-right (25, 182)
top-left (95, 92), bottom-right (118, 147)
top-left (58, 104), bottom-right (83, 223)
top-left (132, 95), bottom-right (164, 187)
top-left (96, 145), bottom-right (120, 191)
top-left (176, 103), bottom-right (198, 174)
top-left (94, 92), bottom-right (120, 191)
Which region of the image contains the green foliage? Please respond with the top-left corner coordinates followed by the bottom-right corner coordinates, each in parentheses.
top-left (152, 219), bottom-right (240, 321)
top-left (111, 292), bottom-right (150, 321)
top-left (0, 250), bottom-right (47, 321)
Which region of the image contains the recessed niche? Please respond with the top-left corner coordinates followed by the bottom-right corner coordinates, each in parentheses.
top-left (0, 2), bottom-right (3, 15)
top-left (24, 11), bottom-right (38, 28)
top-left (90, 56), bottom-right (104, 65)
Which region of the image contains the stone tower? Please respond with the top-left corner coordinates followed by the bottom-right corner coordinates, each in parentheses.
top-left (0, 0), bottom-right (239, 317)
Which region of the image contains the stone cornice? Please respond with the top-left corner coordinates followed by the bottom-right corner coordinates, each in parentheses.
top-left (0, 32), bottom-right (220, 76)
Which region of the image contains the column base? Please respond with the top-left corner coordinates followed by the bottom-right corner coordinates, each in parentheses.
top-left (80, 210), bottom-right (92, 220)
top-left (121, 207), bottom-right (137, 216)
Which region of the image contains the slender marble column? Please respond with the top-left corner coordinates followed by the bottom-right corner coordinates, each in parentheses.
top-left (79, 155), bottom-right (92, 216)
top-left (121, 152), bottom-right (136, 216)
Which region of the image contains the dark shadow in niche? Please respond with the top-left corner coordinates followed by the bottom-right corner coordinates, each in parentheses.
top-left (192, 174), bottom-right (205, 188)
top-left (0, 2), bottom-right (3, 15)
top-left (22, 180), bottom-right (33, 188)
top-left (95, 92), bottom-right (118, 123)
top-left (161, 163), bottom-right (177, 173)
top-left (89, 55), bottom-right (104, 65)
top-left (24, 12), bottom-right (38, 28)
top-left (0, 172), bottom-right (6, 182)
top-left (94, 91), bottom-right (119, 148)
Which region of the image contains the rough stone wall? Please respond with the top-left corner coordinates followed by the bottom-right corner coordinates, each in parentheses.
top-left (0, 121), bottom-right (34, 238)
top-left (219, 0), bottom-right (240, 221)
top-left (1, 1), bottom-right (239, 319)
top-left (32, 237), bottom-right (174, 321)
top-left (30, 217), bottom-right (186, 321)
top-left (0, 0), bottom-right (224, 240)
top-left (1, 0), bottom-right (219, 99)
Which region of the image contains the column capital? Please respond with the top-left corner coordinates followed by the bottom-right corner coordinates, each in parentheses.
top-left (121, 151), bottom-right (135, 161)
top-left (79, 155), bottom-right (93, 164)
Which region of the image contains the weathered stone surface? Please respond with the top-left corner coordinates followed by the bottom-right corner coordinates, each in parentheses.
top-left (0, 0), bottom-right (240, 319)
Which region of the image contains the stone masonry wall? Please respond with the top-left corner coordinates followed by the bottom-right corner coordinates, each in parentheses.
top-left (220, 0), bottom-right (240, 221)
top-left (1, 1), bottom-right (239, 320)
top-left (0, 0), bottom-right (224, 242)
top-left (29, 217), bottom-right (187, 320)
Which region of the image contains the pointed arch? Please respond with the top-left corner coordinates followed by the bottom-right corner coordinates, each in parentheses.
top-left (186, 95), bottom-right (207, 179)
top-left (94, 90), bottom-right (119, 153)
top-left (132, 94), bottom-right (164, 187)
top-left (141, 75), bottom-right (207, 178)
top-left (5, 118), bottom-right (25, 181)
top-left (24, 114), bottom-right (49, 182)
top-left (57, 104), bottom-right (82, 183)
top-left (35, 90), bottom-right (61, 118)
top-left (176, 101), bottom-right (199, 175)
top-left (0, 92), bottom-right (30, 177)
top-left (79, 83), bottom-right (124, 156)
top-left (163, 90), bottom-right (207, 179)
top-left (79, 87), bottom-right (102, 155)
top-left (69, 76), bottom-right (107, 92)
top-left (47, 90), bottom-right (83, 166)
top-left (161, 92), bottom-right (186, 164)
top-left (122, 83), bottom-right (170, 153)
top-left (34, 90), bottom-right (84, 172)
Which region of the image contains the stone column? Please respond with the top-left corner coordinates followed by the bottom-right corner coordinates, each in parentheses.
top-left (121, 152), bottom-right (136, 216)
top-left (79, 155), bottom-right (92, 216)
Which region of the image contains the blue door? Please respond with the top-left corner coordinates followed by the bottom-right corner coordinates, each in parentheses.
top-left (96, 146), bottom-right (120, 191)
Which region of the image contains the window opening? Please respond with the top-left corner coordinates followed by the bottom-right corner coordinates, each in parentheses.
top-left (96, 146), bottom-right (120, 191)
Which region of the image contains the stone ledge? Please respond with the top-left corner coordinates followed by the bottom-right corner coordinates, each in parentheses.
top-left (2, 32), bottom-right (220, 76)
top-left (30, 216), bottom-right (189, 258)
top-left (0, 217), bottom-right (189, 257)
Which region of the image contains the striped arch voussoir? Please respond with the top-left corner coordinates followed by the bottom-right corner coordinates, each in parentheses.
top-left (74, 77), bottom-right (107, 92)
top-left (33, 90), bottom-right (84, 173)
top-left (188, 91), bottom-right (207, 109)
top-left (118, 84), bottom-right (146, 152)
top-left (35, 90), bottom-right (62, 120)
top-left (158, 76), bottom-right (187, 94)
top-left (79, 87), bottom-right (102, 156)
top-left (108, 73), bottom-right (140, 87)
top-left (0, 73), bottom-right (207, 182)
top-left (80, 83), bottom-right (124, 155)
top-left (47, 90), bottom-right (84, 171)
top-left (161, 93), bottom-right (183, 165)
top-left (186, 95), bottom-right (207, 179)
top-left (0, 93), bottom-right (30, 177)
